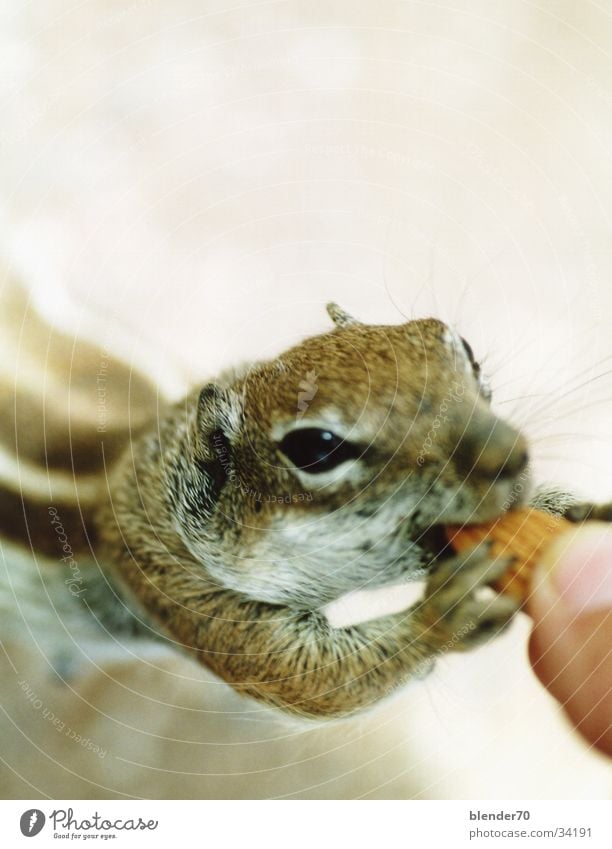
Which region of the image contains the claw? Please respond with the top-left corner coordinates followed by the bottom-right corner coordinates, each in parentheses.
top-left (565, 501), bottom-right (612, 524)
top-left (419, 542), bottom-right (521, 653)
top-left (427, 542), bottom-right (512, 594)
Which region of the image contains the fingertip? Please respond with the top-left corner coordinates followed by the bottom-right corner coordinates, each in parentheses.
top-left (526, 526), bottom-right (612, 757)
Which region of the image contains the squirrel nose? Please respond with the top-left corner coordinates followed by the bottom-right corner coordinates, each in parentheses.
top-left (473, 430), bottom-right (528, 481)
top-left (455, 417), bottom-right (529, 482)
top-left (495, 445), bottom-right (529, 480)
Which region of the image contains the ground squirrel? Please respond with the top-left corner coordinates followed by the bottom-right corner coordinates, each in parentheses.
top-left (2, 285), bottom-right (603, 719)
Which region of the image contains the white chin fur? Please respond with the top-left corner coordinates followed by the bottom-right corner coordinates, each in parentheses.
top-left (323, 580), bottom-right (425, 628)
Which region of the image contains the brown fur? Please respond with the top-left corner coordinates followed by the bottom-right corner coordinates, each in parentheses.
top-left (2, 284), bottom-right (592, 719)
top-left (95, 311), bottom-right (528, 717)
top-left (0, 279), bottom-right (158, 560)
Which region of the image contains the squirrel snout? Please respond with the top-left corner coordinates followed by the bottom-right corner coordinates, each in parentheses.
top-left (454, 417), bottom-right (529, 483)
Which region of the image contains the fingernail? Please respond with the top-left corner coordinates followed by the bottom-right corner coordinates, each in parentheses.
top-left (538, 523), bottom-right (612, 615)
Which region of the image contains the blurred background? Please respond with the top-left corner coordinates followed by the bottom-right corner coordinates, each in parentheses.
top-left (0, 0), bottom-right (611, 798)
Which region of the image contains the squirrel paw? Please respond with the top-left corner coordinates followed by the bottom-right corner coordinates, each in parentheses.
top-left (418, 542), bottom-right (520, 651)
top-left (564, 501), bottom-right (612, 523)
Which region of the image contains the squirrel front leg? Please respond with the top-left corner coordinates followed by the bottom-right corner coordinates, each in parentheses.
top-left (530, 484), bottom-right (612, 525)
top-left (135, 543), bottom-right (518, 718)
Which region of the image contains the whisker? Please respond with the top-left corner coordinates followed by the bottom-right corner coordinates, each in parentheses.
top-left (528, 432), bottom-right (609, 445)
top-left (488, 331), bottom-right (612, 410)
top-left (504, 376), bottom-right (612, 428)
top-left (521, 359), bottom-right (612, 415)
top-left (521, 393), bottom-right (612, 427)
top-left (531, 455), bottom-right (603, 471)
top-left (495, 392), bottom-right (557, 406)
top-left (450, 248), bottom-right (511, 330)
top-left (383, 222), bottom-right (413, 324)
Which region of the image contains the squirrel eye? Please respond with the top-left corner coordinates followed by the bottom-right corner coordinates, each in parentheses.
top-left (460, 336), bottom-right (481, 376)
top-left (278, 428), bottom-right (359, 473)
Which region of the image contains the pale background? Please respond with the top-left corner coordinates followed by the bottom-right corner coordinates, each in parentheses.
top-left (0, 0), bottom-right (611, 798)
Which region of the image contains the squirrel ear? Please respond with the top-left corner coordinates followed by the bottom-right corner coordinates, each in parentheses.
top-left (326, 302), bottom-right (361, 328)
top-left (195, 383), bottom-right (240, 461)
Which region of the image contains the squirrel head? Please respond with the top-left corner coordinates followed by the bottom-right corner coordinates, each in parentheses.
top-left (168, 305), bottom-right (530, 606)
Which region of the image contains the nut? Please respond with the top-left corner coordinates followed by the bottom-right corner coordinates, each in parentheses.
top-left (445, 508), bottom-right (573, 605)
